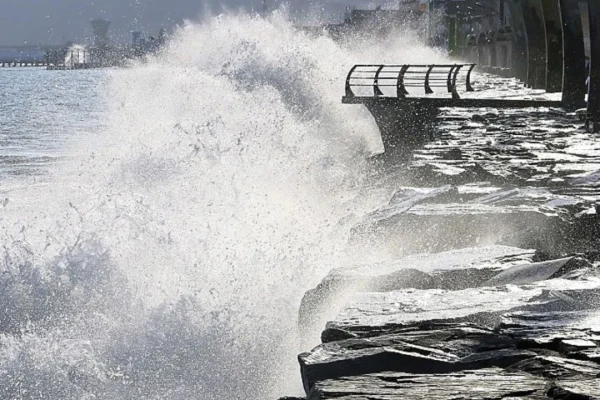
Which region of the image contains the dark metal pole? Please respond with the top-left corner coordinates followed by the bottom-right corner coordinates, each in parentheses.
top-left (587, 0), bottom-right (600, 130)
top-left (542, 0), bottom-right (564, 92)
top-left (508, 0), bottom-right (530, 83)
top-left (558, 0), bottom-right (587, 109)
top-left (522, 0), bottom-right (547, 89)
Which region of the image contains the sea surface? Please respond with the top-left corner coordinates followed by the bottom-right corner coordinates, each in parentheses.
top-left (0, 12), bottom-right (446, 400)
top-left (0, 68), bottom-right (107, 189)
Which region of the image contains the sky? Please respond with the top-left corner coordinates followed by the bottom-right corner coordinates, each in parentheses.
top-left (0, 0), bottom-right (397, 46)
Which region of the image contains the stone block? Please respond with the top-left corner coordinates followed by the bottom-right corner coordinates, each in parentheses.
top-left (307, 369), bottom-right (548, 400)
top-left (484, 256), bottom-right (593, 286)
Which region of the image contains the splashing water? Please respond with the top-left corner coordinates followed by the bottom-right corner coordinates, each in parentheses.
top-left (0, 11), bottom-right (446, 400)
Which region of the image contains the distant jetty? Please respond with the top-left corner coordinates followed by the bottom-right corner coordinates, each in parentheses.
top-left (1, 18), bottom-right (167, 70)
top-left (0, 45), bottom-right (59, 68)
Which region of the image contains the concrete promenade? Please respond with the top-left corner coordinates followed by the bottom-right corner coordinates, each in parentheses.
top-left (282, 71), bottom-right (600, 400)
top-left (280, 1), bottom-right (600, 394)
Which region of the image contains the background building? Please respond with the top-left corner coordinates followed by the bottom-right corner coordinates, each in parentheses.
top-left (91, 18), bottom-right (111, 47)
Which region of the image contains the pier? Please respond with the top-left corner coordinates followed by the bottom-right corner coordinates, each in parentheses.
top-left (0, 61), bottom-right (49, 68)
top-left (1, 19), bottom-right (166, 71)
top-left (45, 49), bottom-right (103, 70)
top-left (0, 44), bottom-right (58, 68)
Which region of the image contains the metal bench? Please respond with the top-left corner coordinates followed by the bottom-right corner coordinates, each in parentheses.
top-left (341, 63), bottom-right (564, 159)
top-left (345, 64), bottom-right (476, 100)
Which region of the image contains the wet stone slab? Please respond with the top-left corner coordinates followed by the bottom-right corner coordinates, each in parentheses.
top-left (324, 277), bottom-right (600, 337)
top-left (298, 246), bottom-right (538, 340)
top-left (484, 257), bottom-right (593, 286)
top-left (550, 379), bottom-right (600, 400)
top-left (509, 356), bottom-right (600, 378)
top-left (297, 281), bottom-right (600, 396)
top-left (499, 307), bottom-right (600, 352)
top-left (300, 323), bottom-right (537, 393)
top-left (300, 300), bottom-right (600, 398)
top-left (307, 369), bottom-right (549, 400)
top-left (353, 190), bottom-right (600, 257)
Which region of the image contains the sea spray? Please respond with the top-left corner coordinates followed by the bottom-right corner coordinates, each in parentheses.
top-left (0, 11), bottom-right (446, 399)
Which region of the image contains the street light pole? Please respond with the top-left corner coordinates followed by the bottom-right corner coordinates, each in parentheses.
top-left (429, 0), bottom-right (432, 44)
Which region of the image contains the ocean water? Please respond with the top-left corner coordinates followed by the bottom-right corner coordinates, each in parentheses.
top-left (0, 12), bottom-right (445, 400)
top-left (0, 68), bottom-right (107, 189)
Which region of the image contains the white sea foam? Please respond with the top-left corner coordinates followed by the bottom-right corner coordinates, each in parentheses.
top-left (0, 11), bottom-right (445, 399)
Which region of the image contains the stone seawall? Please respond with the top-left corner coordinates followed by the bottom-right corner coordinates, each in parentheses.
top-left (282, 74), bottom-right (600, 400)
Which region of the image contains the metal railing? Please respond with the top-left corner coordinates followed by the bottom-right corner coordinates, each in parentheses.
top-left (345, 64), bottom-right (476, 100)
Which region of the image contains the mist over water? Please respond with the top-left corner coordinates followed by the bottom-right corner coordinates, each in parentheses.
top-left (0, 12), bottom-right (445, 399)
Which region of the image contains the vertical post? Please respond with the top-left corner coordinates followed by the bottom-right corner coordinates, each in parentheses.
top-left (542, 0), bottom-right (564, 92)
top-left (559, 0), bottom-right (587, 109)
top-left (455, 18), bottom-right (465, 58)
top-left (448, 18), bottom-right (457, 56)
top-left (477, 33), bottom-right (487, 66)
top-left (430, 0), bottom-right (436, 46)
top-left (522, 0), bottom-right (548, 89)
top-left (490, 32), bottom-right (498, 68)
top-left (508, 0), bottom-right (529, 83)
top-left (587, 0), bottom-right (600, 130)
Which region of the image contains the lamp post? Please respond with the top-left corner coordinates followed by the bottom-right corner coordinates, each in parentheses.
top-left (429, 0), bottom-right (433, 44)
